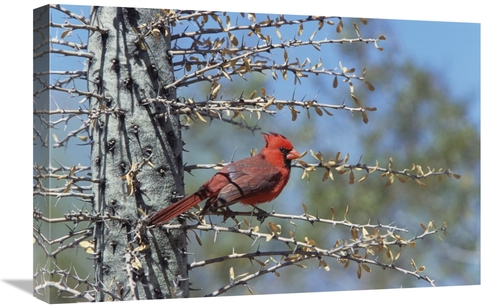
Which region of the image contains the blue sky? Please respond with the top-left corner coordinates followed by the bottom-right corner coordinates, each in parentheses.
top-left (2, 0), bottom-right (495, 307)
top-left (390, 20), bottom-right (480, 99)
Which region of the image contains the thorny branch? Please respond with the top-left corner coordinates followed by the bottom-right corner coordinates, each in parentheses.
top-left (156, 216), bottom-right (442, 295)
top-left (182, 155), bottom-right (461, 185)
top-left (141, 97), bottom-right (375, 120)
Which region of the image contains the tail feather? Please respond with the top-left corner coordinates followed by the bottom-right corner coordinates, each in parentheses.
top-left (148, 190), bottom-right (208, 226)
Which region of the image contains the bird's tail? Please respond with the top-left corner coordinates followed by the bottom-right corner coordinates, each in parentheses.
top-left (148, 190), bottom-right (209, 226)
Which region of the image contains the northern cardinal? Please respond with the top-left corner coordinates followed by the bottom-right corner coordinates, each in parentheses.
top-left (148, 132), bottom-right (300, 226)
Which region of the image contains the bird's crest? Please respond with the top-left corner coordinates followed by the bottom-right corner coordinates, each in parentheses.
top-left (262, 132), bottom-right (293, 149)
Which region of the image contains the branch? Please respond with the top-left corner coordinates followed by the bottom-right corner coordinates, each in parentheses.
top-left (50, 38), bottom-right (87, 50)
top-left (158, 217), bottom-right (442, 295)
top-left (33, 209), bottom-right (128, 224)
top-left (50, 4), bottom-right (90, 25)
top-left (141, 97), bottom-right (375, 124)
top-left (170, 14), bottom-right (342, 40)
top-left (34, 280), bottom-right (95, 301)
top-left (182, 154), bottom-right (461, 185)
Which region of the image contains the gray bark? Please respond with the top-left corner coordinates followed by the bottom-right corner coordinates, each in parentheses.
top-left (88, 7), bottom-right (188, 300)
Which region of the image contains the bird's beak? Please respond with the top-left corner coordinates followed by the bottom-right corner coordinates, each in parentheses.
top-left (287, 149), bottom-right (301, 160)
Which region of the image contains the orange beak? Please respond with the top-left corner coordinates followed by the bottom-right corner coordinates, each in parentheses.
top-left (286, 149), bottom-right (301, 160)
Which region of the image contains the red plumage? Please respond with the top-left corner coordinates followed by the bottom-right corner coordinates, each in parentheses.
top-left (148, 132), bottom-right (300, 226)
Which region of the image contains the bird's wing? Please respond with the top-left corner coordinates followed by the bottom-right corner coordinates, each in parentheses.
top-left (214, 157), bottom-right (282, 206)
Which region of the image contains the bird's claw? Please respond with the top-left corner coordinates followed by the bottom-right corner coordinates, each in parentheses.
top-left (252, 207), bottom-right (270, 223)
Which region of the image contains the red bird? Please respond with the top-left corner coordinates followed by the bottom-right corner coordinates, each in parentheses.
top-left (148, 132), bottom-right (301, 226)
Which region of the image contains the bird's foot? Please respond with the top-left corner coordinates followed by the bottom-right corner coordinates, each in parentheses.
top-left (221, 207), bottom-right (237, 223)
top-left (250, 206), bottom-right (270, 223)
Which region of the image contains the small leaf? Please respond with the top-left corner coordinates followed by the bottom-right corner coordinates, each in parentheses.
top-left (297, 23), bottom-right (303, 36)
top-left (221, 69), bottom-right (232, 81)
top-left (333, 76), bottom-right (338, 88)
top-left (212, 14), bottom-right (224, 30)
top-left (290, 106), bottom-right (298, 121)
top-left (133, 243), bottom-right (151, 252)
top-left (322, 170), bottom-right (329, 182)
top-left (385, 174), bottom-right (394, 187)
top-left (353, 22), bottom-right (361, 37)
top-left (358, 173), bottom-right (369, 183)
top-left (228, 32), bottom-right (238, 47)
top-left (268, 221), bottom-right (278, 233)
top-left (394, 248), bottom-right (402, 260)
top-left (282, 69), bottom-right (288, 81)
top-left (351, 228), bottom-right (358, 240)
top-left (315, 151), bottom-right (324, 162)
top-left (351, 94), bottom-right (361, 107)
top-left (262, 97), bottom-right (275, 109)
top-left (365, 81), bottom-right (375, 91)
top-left (386, 248), bottom-right (393, 261)
top-left (361, 263), bottom-right (371, 273)
top-left (229, 267), bottom-right (235, 280)
top-left (61, 29), bottom-right (72, 39)
top-left (275, 27), bottom-right (282, 40)
top-left (151, 28), bottom-right (161, 41)
top-left (69, 165), bottom-right (76, 177)
top-left (420, 222), bottom-right (427, 231)
top-left (410, 259), bottom-right (417, 270)
top-left (79, 240), bottom-right (94, 254)
top-left (361, 111), bottom-right (369, 124)
top-left (314, 106), bottom-right (323, 116)
top-left (248, 13), bottom-right (256, 23)
top-left (415, 179), bottom-right (427, 187)
top-left (194, 110), bottom-right (207, 123)
top-left (336, 19), bottom-right (343, 33)
top-left (254, 259), bottom-right (267, 267)
top-left (194, 232), bottom-right (203, 246)
top-left (320, 259), bottom-right (330, 271)
top-left (131, 256), bottom-right (142, 270)
top-left (428, 220), bottom-right (436, 231)
top-left (317, 20), bottom-right (324, 30)
top-left (211, 83), bottom-right (222, 98)
top-left (396, 174), bottom-right (406, 183)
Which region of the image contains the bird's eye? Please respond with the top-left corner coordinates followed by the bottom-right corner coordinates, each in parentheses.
top-left (279, 147), bottom-right (289, 154)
